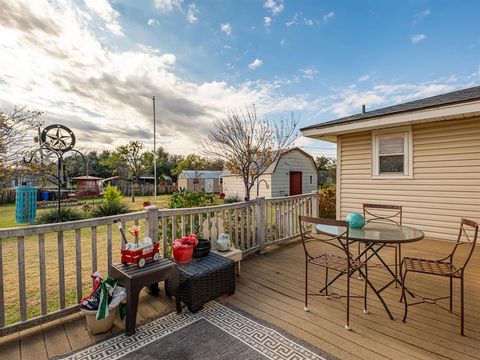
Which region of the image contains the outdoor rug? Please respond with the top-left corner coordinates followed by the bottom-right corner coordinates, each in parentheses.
top-left (57, 301), bottom-right (335, 360)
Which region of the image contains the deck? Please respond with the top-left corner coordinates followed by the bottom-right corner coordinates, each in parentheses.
top-left (1, 238), bottom-right (479, 360)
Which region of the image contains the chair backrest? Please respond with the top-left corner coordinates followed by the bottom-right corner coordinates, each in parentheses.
top-left (363, 203), bottom-right (402, 225)
top-left (299, 216), bottom-right (349, 259)
top-left (450, 218), bottom-right (479, 271)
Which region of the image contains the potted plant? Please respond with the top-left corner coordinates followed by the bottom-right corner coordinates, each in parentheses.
top-left (172, 233), bottom-right (198, 264)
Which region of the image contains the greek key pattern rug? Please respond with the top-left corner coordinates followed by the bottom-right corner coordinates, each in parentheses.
top-left (60, 301), bottom-right (330, 360)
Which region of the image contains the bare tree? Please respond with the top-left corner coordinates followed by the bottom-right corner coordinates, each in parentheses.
top-left (0, 106), bottom-right (43, 188)
top-left (202, 105), bottom-right (298, 201)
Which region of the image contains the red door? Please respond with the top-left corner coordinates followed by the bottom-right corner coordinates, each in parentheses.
top-left (289, 171), bottom-right (302, 195)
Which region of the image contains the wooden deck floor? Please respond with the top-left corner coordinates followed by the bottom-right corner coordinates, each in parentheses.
top-left (1, 238), bottom-right (480, 360)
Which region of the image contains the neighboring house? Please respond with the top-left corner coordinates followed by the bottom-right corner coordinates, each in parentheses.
top-left (222, 147), bottom-right (318, 199)
top-left (177, 170), bottom-right (223, 193)
top-left (301, 85), bottom-right (480, 241)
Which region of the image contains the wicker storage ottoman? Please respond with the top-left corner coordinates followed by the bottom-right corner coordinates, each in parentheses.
top-left (165, 252), bottom-right (235, 312)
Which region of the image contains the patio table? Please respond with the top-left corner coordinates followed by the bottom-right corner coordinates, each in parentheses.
top-left (316, 222), bottom-right (424, 320)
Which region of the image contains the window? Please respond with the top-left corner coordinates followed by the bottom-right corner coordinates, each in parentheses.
top-left (309, 175), bottom-right (313, 184)
top-left (372, 127), bottom-right (413, 178)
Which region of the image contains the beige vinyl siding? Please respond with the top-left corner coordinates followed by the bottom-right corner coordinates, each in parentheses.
top-left (222, 174), bottom-right (272, 199)
top-left (339, 117), bottom-right (480, 241)
top-left (270, 150), bottom-right (318, 197)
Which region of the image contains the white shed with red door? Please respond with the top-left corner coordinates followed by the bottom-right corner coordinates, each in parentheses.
top-left (221, 148), bottom-right (318, 199)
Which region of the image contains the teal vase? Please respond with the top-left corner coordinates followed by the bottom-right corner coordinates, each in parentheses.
top-left (346, 213), bottom-right (365, 229)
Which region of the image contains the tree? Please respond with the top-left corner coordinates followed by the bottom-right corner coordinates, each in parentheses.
top-left (315, 155), bottom-right (336, 186)
top-left (0, 106), bottom-right (43, 188)
top-left (64, 150), bottom-right (112, 179)
top-left (171, 154), bottom-right (223, 177)
top-left (202, 105), bottom-right (298, 201)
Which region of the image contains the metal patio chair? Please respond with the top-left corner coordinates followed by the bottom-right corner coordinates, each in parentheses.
top-left (401, 218), bottom-right (479, 335)
top-left (362, 204), bottom-right (403, 282)
top-left (299, 216), bottom-right (367, 330)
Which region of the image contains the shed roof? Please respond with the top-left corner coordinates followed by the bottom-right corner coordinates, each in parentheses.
top-left (301, 86), bottom-right (480, 132)
top-left (222, 147), bottom-right (317, 176)
top-left (72, 176), bottom-right (103, 180)
top-left (179, 170), bottom-right (223, 179)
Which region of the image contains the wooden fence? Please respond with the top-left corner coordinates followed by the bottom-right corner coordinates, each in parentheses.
top-left (0, 192), bottom-right (318, 336)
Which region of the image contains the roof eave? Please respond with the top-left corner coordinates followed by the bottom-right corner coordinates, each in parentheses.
top-left (301, 100), bottom-right (480, 139)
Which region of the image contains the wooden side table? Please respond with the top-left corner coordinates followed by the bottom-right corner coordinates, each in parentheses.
top-left (110, 258), bottom-right (182, 336)
top-left (211, 248), bottom-right (242, 275)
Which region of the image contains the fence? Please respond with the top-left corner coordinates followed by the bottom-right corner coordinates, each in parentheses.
top-left (0, 189), bottom-right (16, 205)
top-left (0, 191), bottom-right (318, 336)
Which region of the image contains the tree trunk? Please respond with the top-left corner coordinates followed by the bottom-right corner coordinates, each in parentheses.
top-left (244, 181), bottom-right (250, 202)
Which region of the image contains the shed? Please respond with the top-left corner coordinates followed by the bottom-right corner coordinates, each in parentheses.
top-left (177, 170), bottom-right (223, 193)
top-left (301, 85), bottom-right (480, 241)
top-left (72, 176), bottom-right (102, 198)
top-left (222, 148), bottom-right (318, 199)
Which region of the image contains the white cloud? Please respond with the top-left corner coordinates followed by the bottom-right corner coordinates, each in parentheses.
top-left (412, 9), bottom-right (431, 25)
top-left (248, 58), bottom-right (263, 70)
top-left (411, 33), bottom-right (426, 43)
top-left (147, 18), bottom-right (159, 26)
top-left (84, 0), bottom-right (124, 36)
top-left (264, 0), bottom-right (284, 16)
top-left (220, 23), bottom-right (232, 36)
top-left (323, 11), bottom-right (335, 22)
top-left (154, 0), bottom-right (183, 13)
top-left (286, 12), bottom-right (299, 27)
top-left (358, 73), bottom-right (372, 82)
top-left (300, 68), bottom-right (318, 80)
top-left (280, 39), bottom-right (286, 47)
top-left (304, 18), bottom-right (314, 26)
top-left (264, 16), bottom-right (272, 27)
top-left (186, 3), bottom-right (199, 24)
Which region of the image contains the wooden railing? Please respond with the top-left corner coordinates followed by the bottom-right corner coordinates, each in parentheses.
top-left (0, 192), bottom-right (318, 336)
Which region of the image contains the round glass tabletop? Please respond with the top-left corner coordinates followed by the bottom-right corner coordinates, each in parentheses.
top-left (315, 222), bottom-right (425, 244)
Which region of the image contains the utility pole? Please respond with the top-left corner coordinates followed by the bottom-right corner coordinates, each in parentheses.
top-left (152, 96), bottom-right (157, 204)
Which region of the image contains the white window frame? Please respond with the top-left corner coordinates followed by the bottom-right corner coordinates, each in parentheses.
top-left (372, 126), bottom-right (413, 179)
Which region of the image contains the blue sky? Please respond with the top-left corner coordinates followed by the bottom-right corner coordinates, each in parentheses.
top-left (0, 0), bottom-right (479, 156)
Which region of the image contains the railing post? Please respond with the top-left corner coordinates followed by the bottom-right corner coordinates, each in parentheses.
top-left (311, 190), bottom-right (319, 218)
top-left (146, 206), bottom-right (159, 243)
top-left (256, 197), bottom-right (266, 254)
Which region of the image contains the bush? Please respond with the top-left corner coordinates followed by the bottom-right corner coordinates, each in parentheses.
top-left (168, 189), bottom-right (216, 209)
top-left (37, 207), bottom-right (82, 224)
top-left (224, 194), bottom-right (241, 204)
top-left (92, 184), bottom-right (128, 217)
top-left (319, 185), bottom-right (336, 219)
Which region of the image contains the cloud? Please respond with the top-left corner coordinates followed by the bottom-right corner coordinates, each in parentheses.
top-left (358, 73), bottom-right (373, 82)
top-left (220, 23), bottom-right (232, 36)
top-left (154, 0), bottom-right (183, 13)
top-left (84, 0), bottom-right (124, 36)
top-left (323, 12), bottom-right (335, 22)
top-left (147, 18), bottom-right (159, 26)
top-left (264, 0), bottom-right (284, 16)
top-left (304, 18), bottom-right (315, 26)
top-left (412, 9), bottom-right (431, 25)
top-left (280, 39), bottom-right (286, 47)
top-left (248, 58), bottom-right (263, 70)
top-left (285, 12), bottom-right (299, 27)
top-left (0, 0), bottom-right (309, 155)
top-left (186, 3), bottom-right (199, 24)
top-left (300, 68), bottom-right (318, 80)
top-left (264, 16), bottom-right (272, 27)
top-left (411, 33), bottom-right (426, 43)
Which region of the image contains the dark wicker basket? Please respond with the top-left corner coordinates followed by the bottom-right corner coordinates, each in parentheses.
top-left (165, 253), bottom-right (235, 312)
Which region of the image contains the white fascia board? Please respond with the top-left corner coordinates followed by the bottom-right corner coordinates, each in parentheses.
top-left (301, 100), bottom-right (480, 139)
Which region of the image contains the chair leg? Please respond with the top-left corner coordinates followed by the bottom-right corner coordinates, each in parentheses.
top-left (394, 245), bottom-right (398, 288)
top-left (449, 275), bottom-right (453, 312)
top-left (358, 242), bottom-right (362, 279)
top-left (325, 267), bottom-right (329, 296)
top-left (461, 275), bottom-right (464, 336)
top-left (363, 261), bottom-right (368, 314)
top-left (346, 268), bottom-right (351, 330)
top-left (304, 260), bottom-right (309, 312)
top-left (401, 265), bottom-right (408, 323)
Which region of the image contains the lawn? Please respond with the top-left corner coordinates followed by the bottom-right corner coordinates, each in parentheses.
top-left (0, 194), bottom-right (172, 229)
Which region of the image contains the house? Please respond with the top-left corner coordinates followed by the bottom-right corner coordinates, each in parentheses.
top-left (177, 170), bottom-right (223, 193)
top-left (301, 86), bottom-right (480, 241)
top-left (222, 147), bottom-right (318, 199)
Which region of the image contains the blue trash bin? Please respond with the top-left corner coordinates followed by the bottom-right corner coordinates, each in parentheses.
top-left (16, 186), bottom-right (38, 224)
top-left (41, 191), bottom-right (50, 201)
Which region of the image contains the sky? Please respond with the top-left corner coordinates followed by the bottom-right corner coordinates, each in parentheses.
top-left (0, 0), bottom-right (479, 158)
